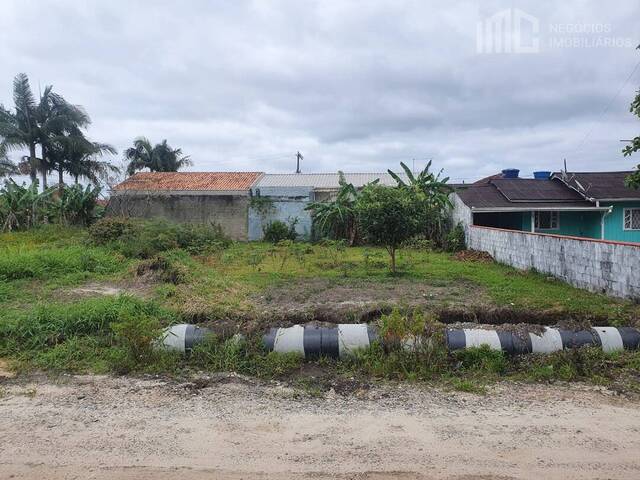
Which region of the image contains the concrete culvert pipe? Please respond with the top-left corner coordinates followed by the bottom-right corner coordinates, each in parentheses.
top-left (160, 324), bottom-right (213, 353)
top-left (263, 324), bottom-right (377, 359)
top-left (446, 327), bottom-right (640, 354)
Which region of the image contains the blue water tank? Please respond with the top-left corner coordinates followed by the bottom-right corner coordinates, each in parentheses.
top-left (533, 171), bottom-right (551, 180)
top-left (501, 169), bottom-right (520, 178)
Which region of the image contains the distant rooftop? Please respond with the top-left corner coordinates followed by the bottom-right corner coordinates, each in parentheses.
top-left (113, 172), bottom-right (263, 192)
top-left (552, 171), bottom-right (640, 200)
top-left (255, 172), bottom-right (409, 190)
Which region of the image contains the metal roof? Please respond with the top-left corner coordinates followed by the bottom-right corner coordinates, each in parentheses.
top-left (254, 172), bottom-right (409, 190)
top-left (113, 172), bottom-right (263, 192)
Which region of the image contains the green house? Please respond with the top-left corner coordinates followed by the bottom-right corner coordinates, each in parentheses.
top-left (454, 171), bottom-right (640, 243)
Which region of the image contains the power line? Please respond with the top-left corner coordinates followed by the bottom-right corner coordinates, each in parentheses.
top-left (573, 57), bottom-right (640, 154)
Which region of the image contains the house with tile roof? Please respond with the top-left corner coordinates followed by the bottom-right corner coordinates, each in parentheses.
top-left (452, 170), bottom-right (640, 243)
top-left (108, 172), bottom-right (263, 240)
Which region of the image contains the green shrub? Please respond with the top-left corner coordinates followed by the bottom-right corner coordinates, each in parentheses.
top-left (263, 219), bottom-right (297, 243)
top-left (446, 222), bottom-right (466, 252)
top-left (88, 217), bottom-right (138, 245)
top-left (135, 255), bottom-right (188, 284)
top-left (174, 223), bottom-right (231, 254)
top-left (92, 219), bottom-right (231, 258)
top-left (111, 310), bottom-right (163, 367)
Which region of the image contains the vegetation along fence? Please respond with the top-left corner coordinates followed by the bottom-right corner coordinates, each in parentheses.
top-left (468, 226), bottom-right (640, 300)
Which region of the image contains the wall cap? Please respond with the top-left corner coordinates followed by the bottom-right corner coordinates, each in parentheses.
top-left (470, 225), bottom-right (640, 248)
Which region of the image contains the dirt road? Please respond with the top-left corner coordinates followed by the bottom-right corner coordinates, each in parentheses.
top-left (1, 374), bottom-right (639, 480)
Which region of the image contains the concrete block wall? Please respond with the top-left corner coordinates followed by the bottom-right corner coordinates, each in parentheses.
top-left (248, 186), bottom-right (314, 241)
top-left (469, 225), bottom-right (640, 299)
top-left (106, 194), bottom-right (250, 240)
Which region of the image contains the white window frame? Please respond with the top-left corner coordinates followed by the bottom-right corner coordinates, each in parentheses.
top-left (534, 211), bottom-right (559, 230)
top-left (623, 208), bottom-right (640, 231)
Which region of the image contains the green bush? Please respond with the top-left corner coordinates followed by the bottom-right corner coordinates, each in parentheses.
top-left (446, 222), bottom-right (466, 252)
top-left (88, 217), bottom-right (138, 245)
top-left (91, 219), bottom-right (231, 258)
top-left (111, 310), bottom-right (163, 367)
top-left (263, 219), bottom-right (297, 243)
top-left (135, 255), bottom-right (188, 284)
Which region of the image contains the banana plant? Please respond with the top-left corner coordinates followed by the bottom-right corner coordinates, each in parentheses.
top-left (0, 179), bottom-right (54, 232)
top-left (306, 171), bottom-right (378, 245)
top-left (388, 161), bottom-right (454, 247)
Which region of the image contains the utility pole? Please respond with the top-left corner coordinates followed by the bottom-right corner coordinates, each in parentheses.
top-left (296, 151), bottom-right (303, 173)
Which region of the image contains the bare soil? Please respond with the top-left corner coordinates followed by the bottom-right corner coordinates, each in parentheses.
top-left (250, 278), bottom-right (490, 325)
top-left (1, 374), bottom-right (639, 479)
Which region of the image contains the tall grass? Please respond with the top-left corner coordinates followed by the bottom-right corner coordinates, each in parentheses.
top-left (0, 245), bottom-right (120, 281)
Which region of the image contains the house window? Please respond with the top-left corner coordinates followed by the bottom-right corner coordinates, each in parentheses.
top-left (624, 208), bottom-right (640, 230)
top-left (534, 211), bottom-right (559, 230)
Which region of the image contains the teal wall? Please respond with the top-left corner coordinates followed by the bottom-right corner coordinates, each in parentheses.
top-left (602, 201), bottom-right (640, 243)
top-left (473, 204), bottom-right (640, 243)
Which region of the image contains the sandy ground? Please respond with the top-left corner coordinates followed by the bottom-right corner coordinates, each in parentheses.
top-left (1, 374), bottom-right (640, 480)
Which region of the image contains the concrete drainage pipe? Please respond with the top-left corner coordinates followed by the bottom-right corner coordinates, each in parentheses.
top-left (446, 326), bottom-right (640, 354)
top-left (263, 324), bottom-right (377, 359)
top-left (160, 324), bottom-right (212, 353)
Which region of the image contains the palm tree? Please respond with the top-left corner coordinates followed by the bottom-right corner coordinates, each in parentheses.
top-left (0, 74), bottom-right (39, 183)
top-left (37, 85), bottom-right (90, 189)
top-left (124, 137), bottom-right (192, 175)
top-left (0, 144), bottom-right (17, 177)
top-left (46, 133), bottom-right (117, 195)
top-left (0, 73), bottom-right (91, 188)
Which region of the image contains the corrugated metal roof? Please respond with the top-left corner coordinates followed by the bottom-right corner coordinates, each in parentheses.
top-left (255, 172), bottom-right (409, 189)
top-left (113, 172), bottom-right (263, 192)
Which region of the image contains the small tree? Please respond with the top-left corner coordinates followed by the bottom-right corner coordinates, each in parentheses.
top-left (623, 45), bottom-right (640, 188)
top-left (356, 185), bottom-right (419, 273)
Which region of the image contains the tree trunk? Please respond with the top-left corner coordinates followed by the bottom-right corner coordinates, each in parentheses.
top-left (58, 166), bottom-right (64, 197)
top-left (74, 175), bottom-right (79, 185)
top-left (29, 143), bottom-right (37, 184)
top-left (40, 145), bottom-right (48, 190)
top-left (390, 247), bottom-right (396, 273)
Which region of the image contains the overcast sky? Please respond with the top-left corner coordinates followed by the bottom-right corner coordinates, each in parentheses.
top-left (1, 0), bottom-right (639, 183)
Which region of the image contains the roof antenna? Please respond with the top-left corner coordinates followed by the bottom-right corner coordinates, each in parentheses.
top-left (296, 151), bottom-right (303, 174)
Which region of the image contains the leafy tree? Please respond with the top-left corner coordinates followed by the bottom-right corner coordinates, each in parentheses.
top-left (124, 137), bottom-right (192, 175)
top-left (355, 184), bottom-right (420, 273)
top-left (624, 48), bottom-right (640, 188)
top-left (306, 171), bottom-right (378, 245)
top-left (388, 161), bottom-right (453, 246)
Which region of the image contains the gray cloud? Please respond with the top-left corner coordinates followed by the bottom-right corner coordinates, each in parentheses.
top-left (1, 0), bottom-right (639, 184)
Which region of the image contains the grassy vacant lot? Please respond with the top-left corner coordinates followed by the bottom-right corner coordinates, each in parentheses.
top-left (1, 222), bottom-right (639, 393)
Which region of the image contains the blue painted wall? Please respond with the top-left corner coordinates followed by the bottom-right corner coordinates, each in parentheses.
top-left (532, 211), bottom-right (600, 239)
top-left (248, 186), bottom-right (314, 241)
top-left (602, 201), bottom-right (640, 243)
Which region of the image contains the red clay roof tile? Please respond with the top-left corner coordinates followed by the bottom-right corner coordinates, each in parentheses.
top-left (113, 172), bottom-right (263, 192)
